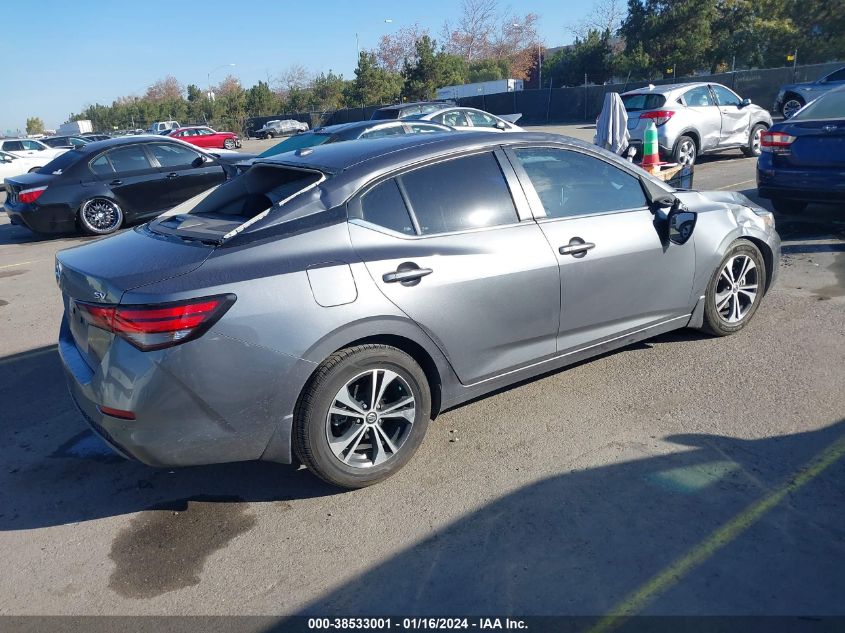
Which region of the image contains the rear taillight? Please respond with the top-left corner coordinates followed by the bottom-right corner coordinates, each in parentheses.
top-left (76, 294), bottom-right (235, 351)
top-left (760, 131), bottom-right (796, 154)
top-left (19, 186), bottom-right (47, 204)
top-left (640, 110), bottom-right (675, 126)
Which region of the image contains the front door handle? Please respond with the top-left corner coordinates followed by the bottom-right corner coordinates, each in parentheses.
top-left (383, 264), bottom-right (433, 286)
top-left (109, 179), bottom-right (123, 186)
top-left (166, 172), bottom-right (179, 179)
top-left (559, 238), bottom-right (595, 258)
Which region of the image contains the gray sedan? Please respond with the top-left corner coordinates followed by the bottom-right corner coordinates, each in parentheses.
top-left (56, 132), bottom-right (779, 488)
top-left (623, 82), bottom-right (772, 165)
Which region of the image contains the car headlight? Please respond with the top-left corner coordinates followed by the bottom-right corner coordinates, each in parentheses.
top-left (752, 208), bottom-right (775, 230)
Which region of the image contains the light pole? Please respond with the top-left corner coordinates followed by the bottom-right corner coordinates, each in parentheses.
top-left (511, 23), bottom-right (542, 89)
top-left (207, 63), bottom-right (236, 100)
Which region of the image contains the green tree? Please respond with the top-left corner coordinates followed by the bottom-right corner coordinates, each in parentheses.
top-left (544, 30), bottom-right (616, 87)
top-left (348, 51), bottom-right (403, 106)
top-left (468, 58), bottom-right (510, 82)
top-left (308, 71), bottom-right (349, 111)
top-left (245, 80), bottom-right (280, 116)
top-left (402, 36), bottom-right (468, 100)
top-left (25, 117), bottom-right (45, 135)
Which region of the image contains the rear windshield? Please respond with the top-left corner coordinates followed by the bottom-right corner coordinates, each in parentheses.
top-left (36, 149), bottom-right (84, 175)
top-left (622, 93), bottom-right (667, 112)
top-left (792, 90), bottom-right (845, 120)
top-left (259, 133), bottom-right (333, 158)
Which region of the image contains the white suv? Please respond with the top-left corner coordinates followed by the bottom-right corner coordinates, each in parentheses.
top-left (148, 121), bottom-right (181, 134)
top-left (0, 138), bottom-right (67, 160)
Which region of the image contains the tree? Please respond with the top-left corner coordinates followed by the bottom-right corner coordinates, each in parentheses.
top-left (377, 24), bottom-right (428, 73)
top-left (468, 58), bottom-right (511, 82)
top-left (570, 0), bottom-right (627, 40)
top-left (544, 30), bottom-right (616, 87)
top-left (348, 51), bottom-right (403, 106)
top-left (246, 81), bottom-right (280, 116)
top-left (25, 117), bottom-right (44, 135)
top-left (403, 36), bottom-right (446, 100)
top-left (309, 71), bottom-right (349, 112)
top-left (441, 0), bottom-right (499, 61)
top-left (144, 75), bottom-right (183, 102)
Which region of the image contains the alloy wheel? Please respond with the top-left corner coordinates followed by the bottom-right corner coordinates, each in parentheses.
top-left (80, 198), bottom-right (122, 234)
top-left (677, 139), bottom-right (696, 166)
top-left (325, 369), bottom-right (416, 469)
top-left (782, 99), bottom-right (803, 119)
top-left (714, 254), bottom-right (758, 323)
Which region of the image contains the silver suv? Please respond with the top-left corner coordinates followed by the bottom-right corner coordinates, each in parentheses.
top-left (622, 83), bottom-right (772, 166)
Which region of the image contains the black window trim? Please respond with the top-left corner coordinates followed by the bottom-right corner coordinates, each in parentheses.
top-left (347, 148), bottom-right (529, 239)
top-left (503, 144), bottom-right (654, 222)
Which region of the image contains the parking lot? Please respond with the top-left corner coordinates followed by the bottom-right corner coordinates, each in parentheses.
top-left (1, 124), bottom-right (843, 618)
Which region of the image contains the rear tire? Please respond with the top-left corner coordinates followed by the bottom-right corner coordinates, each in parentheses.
top-left (742, 123), bottom-right (766, 157)
top-left (266, 132), bottom-right (275, 139)
top-left (702, 240), bottom-right (766, 337)
top-left (78, 198), bottom-right (124, 236)
top-left (770, 198), bottom-right (808, 214)
top-left (293, 345), bottom-right (431, 489)
top-left (673, 135), bottom-right (697, 166)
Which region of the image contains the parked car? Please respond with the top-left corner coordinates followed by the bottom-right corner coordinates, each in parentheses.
top-left (757, 85), bottom-right (845, 213)
top-left (168, 126), bottom-right (242, 150)
top-left (404, 107), bottom-right (523, 131)
top-left (41, 135), bottom-right (91, 149)
top-left (370, 101), bottom-right (454, 120)
top-left (1, 138), bottom-right (67, 161)
top-left (259, 120), bottom-right (452, 158)
top-left (621, 82), bottom-right (772, 166)
top-left (81, 134), bottom-right (112, 142)
top-left (0, 150), bottom-right (44, 179)
top-left (148, 121), bottom-right (181, 134)
top-left (4, 137), bottom-right (253, 236)
top-left (253, 119), bottom-right (309, 139)
top-left (54, 131), bottom-right (779, 488)
top-left (774, 66), bottom-right (845, 119)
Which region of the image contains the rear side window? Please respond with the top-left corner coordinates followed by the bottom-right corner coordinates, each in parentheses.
top-left (436, 111), bottom-right (469, 127)
top-left (36, 149), bottom-right (84, 175)
top-left (400, 152), bottom-right (518, 235)
top-left (107, 146), bottom-right (153, 172)
top-left (622, 93), bottom-right (666, 111)
top-left (90, 154), bottom-right (113, 175)
top-left (407, 123), bottom-right (443, 134)
top-left (360, 125), bottom-right (405, 139)
top-left (3, 141), bottom-right (24, 151)
top-left (149, 143), bottom-right (200, 167)
top-left (683, 86), bottom-right (715, 107)
top-left (359, 179), bottom-right (415, 234)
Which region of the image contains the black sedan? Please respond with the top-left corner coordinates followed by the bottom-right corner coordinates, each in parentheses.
top-left (41, 136), bottom-right (91, 149)
top-left (4, 137), bottom-right (252, 235)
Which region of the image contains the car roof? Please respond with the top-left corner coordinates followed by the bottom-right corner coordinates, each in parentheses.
top-left (313, 120), bottom-right (441, 135)
top-left (623, 82), bottom-right (723, 96)
top-left (255, 130), bottom-right (589, 174)
top-left (374, 101), bottom-right (450, 112)
top-left (54, 135), bottom-right (200, 154)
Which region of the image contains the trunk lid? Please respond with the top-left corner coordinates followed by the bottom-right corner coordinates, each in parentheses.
top-left (4, 172), bottom-right (56, 204)
top-left (57, 227), bottom-right (216, 369)
top-left (775, 118), bottom-right (845, 168)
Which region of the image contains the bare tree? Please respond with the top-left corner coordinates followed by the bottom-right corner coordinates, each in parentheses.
top-left (276, 64), bottom-right (311, 97)
top-left (215, 75), bottom-right (243, 98)
top-left (570, 0), bottom-right (626, 40)
top-left (377, 23), bottom-right (429, 72)
top-left (442, 0), bottom-right (499, 61)
top-left (144, 76), bottom-right (183, 102)
top-left (489, 12), bottom-right (541, 80)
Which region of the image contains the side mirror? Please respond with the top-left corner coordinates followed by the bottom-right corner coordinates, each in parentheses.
top-left (668, 201), bottom-right (696, 245)
top-left (191, 156), bottom-right (209, 168)
top-left (740, 97), bottom-right (751, 108)
top-left (495, 120), bottom-right (507, 130)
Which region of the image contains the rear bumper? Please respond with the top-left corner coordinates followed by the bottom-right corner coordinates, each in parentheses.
top-left (3, 201), bottom-right (77, 234)
top-left (58, 315), bottom-right (312, 467)
top-left (757, 161), bottom-right (845, 203)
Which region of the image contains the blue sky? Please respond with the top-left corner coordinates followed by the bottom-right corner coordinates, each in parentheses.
top-left (3, 0), bottom-right (589, 132)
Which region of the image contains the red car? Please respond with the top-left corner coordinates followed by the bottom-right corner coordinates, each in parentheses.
top-left (167, 126), bottom-right (241, 150)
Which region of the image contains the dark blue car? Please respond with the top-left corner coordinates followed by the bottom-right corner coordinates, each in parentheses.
top-left (757, 86), bottom-right (845, 214)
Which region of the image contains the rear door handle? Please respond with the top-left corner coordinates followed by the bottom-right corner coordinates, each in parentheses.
top-left (166, 172), bottom-right (179, 179)
top-left (383, 266), bottom-right (433, 285)
top-left (109, 179), bottom-right (123, 186)
top-left (559, 239), bottom-right (595, 258)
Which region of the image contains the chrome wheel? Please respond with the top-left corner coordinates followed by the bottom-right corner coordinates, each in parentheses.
top-left (714, 254), bottom-right (758, 323)
top-left (676, 138), bottom-right (696, 166)
top-left (79, 198), bottom-right (123, 235)
top-left (325, 369), bottom-right (416, 469)
top-left (782, 98), bottom-right (803, 119)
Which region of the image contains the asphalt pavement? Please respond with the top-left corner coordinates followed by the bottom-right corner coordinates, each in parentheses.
top-left (0, 125), bottom-right (843, 621)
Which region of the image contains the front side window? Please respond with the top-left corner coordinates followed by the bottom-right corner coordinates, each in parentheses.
top-left (149, 143), bottom-right (201, 168)
top-left (22, 140), bottom-right (45, 150)
top-left (399, 152), bottom-right (518, 235)
top-left (360, 125), bottom-right (405, 139)
top-left (106, 146), bottom-right (153, 172)
top-left (358, 178), bottom-right (415, 234)
top-left (683, 86), bottom-right (715, 107)
top-left (711, 85), bottom-right (741, 107)
top-left (407, 123), bottom-right (443, 134)
top-left (197, 128), bottom-right (214, 136)
top-left (467, 110), bottom-right (498, 127)
top-left (514, 148), bottom-right (647, 218)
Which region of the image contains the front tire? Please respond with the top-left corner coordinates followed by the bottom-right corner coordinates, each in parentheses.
top-left (266, 132), bottom-right (275, 139)
top-left (78, 198), bottom-right (124, 235)
top-left (294, 345), bottom-right (431, 489)
top-left (673, 135), bottom-right (697, 166)
top-left (781, 96), bottom-right (804, 119)
top-left (702, 240), bottom-right (766, 337)
top-left (742, 123), bottom-right (766, 157)
top-left (223, 138), bottom-right (236, 150)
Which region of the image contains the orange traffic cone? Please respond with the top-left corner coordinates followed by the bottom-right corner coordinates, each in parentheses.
top-left (640, 121), bottom-right (661, 173)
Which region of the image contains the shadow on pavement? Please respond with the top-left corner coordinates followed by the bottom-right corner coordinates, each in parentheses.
top-left (294, 419), bottom-right (845, 616)
top-left (0, 346), bottom-right (338, 531)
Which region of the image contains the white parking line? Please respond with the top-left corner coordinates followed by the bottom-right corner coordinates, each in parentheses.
top-left (0, 260), bottom-right (44, 270)
top-left (716, 179), bottom-right (755, 190)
